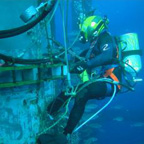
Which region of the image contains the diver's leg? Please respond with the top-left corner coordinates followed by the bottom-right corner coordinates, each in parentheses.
top-left (63, 81), bottom-right (115, 135)
top-left (47, 92), bottom-right (70, 115)
top-left (86, 81), bottom-right (115, 99)
top-left (63, 88), bottom-right (89, 135)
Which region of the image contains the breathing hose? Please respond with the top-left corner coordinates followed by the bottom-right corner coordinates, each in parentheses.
top-left (73, 75), bottom-right (135, 133)
top-left (73, 84), bottom-right (117, 133)
top-left (37, 77), bottom-right (134, 135)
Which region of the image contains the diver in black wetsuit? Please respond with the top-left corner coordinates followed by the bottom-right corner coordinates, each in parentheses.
top-left (38, 14), bottom-right (142, 143)
top-left (47, 15), bottom-right (122, 136)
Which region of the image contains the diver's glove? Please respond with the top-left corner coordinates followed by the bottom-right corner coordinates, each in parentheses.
top-left (70, 61), bottom-right (87, 74)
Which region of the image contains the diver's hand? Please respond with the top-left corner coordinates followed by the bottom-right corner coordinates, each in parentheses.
top-left (76, 65), bottom-right (85, 73)
top-left (70, 61), bottom-right (87, 74)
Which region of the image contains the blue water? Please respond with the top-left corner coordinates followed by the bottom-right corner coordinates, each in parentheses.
top-left (55, 0), bottom-right (144, 144)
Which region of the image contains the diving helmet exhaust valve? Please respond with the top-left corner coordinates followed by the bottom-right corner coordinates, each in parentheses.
top-left (20, 6), bottom-right (37, 23)
top-left (79, 36), bottom-right (83, 41)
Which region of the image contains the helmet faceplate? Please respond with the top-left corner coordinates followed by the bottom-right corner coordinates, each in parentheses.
top-left (79, 16), bottom-right (108, 42)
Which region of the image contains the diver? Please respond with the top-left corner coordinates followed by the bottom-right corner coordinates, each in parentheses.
top-left (38, 15), bottom-right (142, 143)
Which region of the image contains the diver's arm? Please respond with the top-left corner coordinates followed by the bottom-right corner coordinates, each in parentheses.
top-left (86, 43), bottom-right (116, 68)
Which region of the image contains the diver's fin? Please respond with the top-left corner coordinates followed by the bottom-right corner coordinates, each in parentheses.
top-left (37, 133), bottom-right (67, 144)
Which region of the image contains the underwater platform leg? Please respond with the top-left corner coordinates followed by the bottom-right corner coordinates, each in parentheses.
top-left (47, 92), bottom-right (70, 115)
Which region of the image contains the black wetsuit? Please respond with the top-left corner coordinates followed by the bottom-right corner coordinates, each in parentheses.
top-left (47, 31), bottom-right (121, 135)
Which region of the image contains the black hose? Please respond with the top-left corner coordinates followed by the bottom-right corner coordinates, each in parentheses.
top-left (0, 0), bottom-right (57, 39)
top-left (0, 36), bottom-right (67, 65)
top-left (0, 53), bottom-right (52, 65)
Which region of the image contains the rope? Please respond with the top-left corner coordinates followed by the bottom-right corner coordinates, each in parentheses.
top-left (56, 31), bottom-right (81, 58)
top-left (47, 0), bottom-right (60, 24)
top-left (61, 1), bottom-right (72, 88)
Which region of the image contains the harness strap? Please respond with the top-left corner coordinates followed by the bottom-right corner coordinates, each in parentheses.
top-left (104, 68), bottom-right (121, 89)
top-left (104, 44), bottom-right (121, 89)
top-left (85, 39), bottom-right (98, 60)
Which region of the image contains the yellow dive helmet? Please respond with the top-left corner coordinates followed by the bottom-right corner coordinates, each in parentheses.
top-left (79, 15), bottom-right (109, 43)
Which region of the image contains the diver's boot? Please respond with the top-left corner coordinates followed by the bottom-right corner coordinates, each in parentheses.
top-left (37, 133), bottom-right (68, 144)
